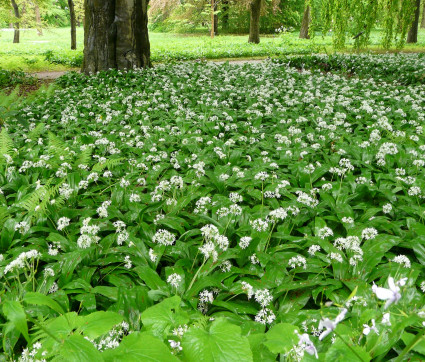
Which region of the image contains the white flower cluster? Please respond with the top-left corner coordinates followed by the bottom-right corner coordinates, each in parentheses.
top-left (199, 224), bottom-right (228, 262)
top-left (77, 218), bottom-right (100, 249)
top-left (97, 200), bottom-right (112, 218)
top-left (113, 221), bottom-right (129, 246)
top-left (4, 250), bottom-right (41, 275)
top-left (57, 217), bottom-right (70, 231)
top-left (152, 229), bottom-right (176, 246)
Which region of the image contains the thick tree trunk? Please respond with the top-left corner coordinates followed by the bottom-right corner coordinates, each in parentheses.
top-left (222, 0), bottom-right (229, 30)
top-left (35, 3), bottom-right (43, 36)
top-left (83, 0), bottom-right (151, 74)
top-left (407, 0), bottom-right (421, 43)
top-left (299, 4), bottom-right (310, 39)
top-left (421, 0), bottom-right (425, 28)
top-left (68, 0), bottom-right (77, 49)
top-left (248, 0), bottom-right (261, 43)
top-left (10, 0), bottom-right (20, 43)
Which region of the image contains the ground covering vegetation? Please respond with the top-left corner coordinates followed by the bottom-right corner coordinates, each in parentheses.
top-left (1, 27), bottom-right (425, 72)
top-left (1, 53), bottom-right (425, 360)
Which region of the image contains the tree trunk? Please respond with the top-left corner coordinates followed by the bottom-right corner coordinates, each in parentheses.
top-left (214, 1), bottom-right (218, 35)
top-left (248, 0), bottom-right (261, 43)
top-left (407, 0), bottom-right (421, 43)
top-left (299, 4), bottom-right (310, 39)
top-left (10, 0), bottom-right (20, 43)
top-left (421, 0), bottom-right (425, 28)
top-left (83, 0), bottom-right (151, 74)
top-left (210, 0), bottom-right (214, 38)
top-left (35, 3), bottom-right (43, 36)
top-left (68, 0), bottom-right (77, 49)
top-left (222, 0), bottom-right (229, 30)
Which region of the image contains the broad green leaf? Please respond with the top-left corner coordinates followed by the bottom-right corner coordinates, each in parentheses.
top-left (264, 323), bottom-right (298, 354)
top-left (60, 334), bottom-right (103, 361)
top-left (24, 292), bottom-right (65, 315)
top-left (140, 296), bottom-right (188, 338)
top-left (182, 318), bottom-right (253, 362)
top-left (77, 311), bottom-right (123, 339)
top-left (3, 300), bottom-right (29, 342)
top-left (401, 331), bottom-right (425, 356)
top-left (326, 338), bottom-right (371, 361)
top-left (102, 332), bottom-right (179, 361)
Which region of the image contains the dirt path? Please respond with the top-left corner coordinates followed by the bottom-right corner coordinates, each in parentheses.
top-left (34, 71), bottom-right (70, 80)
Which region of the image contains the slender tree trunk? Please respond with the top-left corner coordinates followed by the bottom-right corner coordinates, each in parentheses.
top-left (299, 4), bottom-right (310, 39)
top-left (83, 0), bottom-right (151, 74)
top-left (248, 0), bottom-right (261, 43)
top-left (222, 0), bottom-right (229, 30)
top-left (68, 0), bottom-right (77, 49)
top-left (214, 1), bottom-right (218, 35)
top-left (10, 0), bottom-right (20, 43)
top-left (421, 0), bottom-right (425, 28)
top-left (35, 3), bottom-right (43, 36)
top-left (407, 0), bottom-right (421, 43)
top-left (210, 0), bottom-right (215, 38)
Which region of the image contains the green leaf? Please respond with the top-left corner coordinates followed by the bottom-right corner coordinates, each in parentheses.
top-left (102, 332), bottom-right (179, 361)
top-left (140, 296), bottom-right (188, 338)
top-left (248, 334), bottom-right (277, 362)
top-left (24, 292), bottom-right (65, 315)
top-left (60, 335), bottom-right (103, 361)
top-left (401, 331), bottom-right (425, 356)
top-left (3, 300), bottom-right (29, 342)
top-left (77, 311), bottom-right (123, 339)
top-left (182, 318), bottom-right (253, 362)
top-left (326, 338), bottom-right (371, 361)
top-left (264, 323), bottom-right (298, 354)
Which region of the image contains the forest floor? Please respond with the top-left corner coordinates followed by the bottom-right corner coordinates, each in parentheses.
top-left (2, 28), bottom-right (425, 72)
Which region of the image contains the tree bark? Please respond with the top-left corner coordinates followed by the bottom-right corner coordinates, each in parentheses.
top-left (421, 0), bottom-right (425, 28)
top-left (214, 1), bottom-right (218, 35)
top-left (299, 4), bottom-right (310, 39)
top-left (210, 0), bottom-right (214, 38)
top-left (248, 0), bottom-right (261, 43)
top-left (35, 3), bottom-right (43, 36)
top-left (68, 0), bottom-right (77, 49)
top-left (83, 0), bottom-right (151, 74)
top-left (10, 0), bottom-right (20, 43)
top-left (407, 0), bottom-right (421, 43)
top-left (222, 0), bottom-right (229, 30)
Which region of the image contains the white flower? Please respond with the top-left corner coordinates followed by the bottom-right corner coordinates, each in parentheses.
top-left (241, 281), bottom-right (254, 299)
top-left (254, 289), bottom-right (273, 307)
top-left (250, 218), bottom-right (269, 232)
top-left (288, 256), bottom-right (307, 269)
top-left (167, 273), bottom-right (182, 288)
top-left (372, 277), bottom-right (407, 309)
top-left (149, 248), bottom-right (157, 262)
top-left (297, 333), bottom-right (318, 358)
top-left (255, 308), bottom-right (275, 325)
top-left (239, 236), bottom-right (252, 249)
top-left (152, 229), bottom-right (176, 246)
top-left (318, 308), bottom-right (348, 340)
top-left (382, 203), bottom-right (392, 214)
top-left (392, 255), bottom-right (411, 268)
top-left (381, 313), bottom-right (391, 326)
top-left (200, 224), bottom-right (219, 241)
top-left (362, 227), bottom-right (378, 240)
top-left (318, 226), bottom-right (333, 239)
top-left (57, 217), bottom-right (70, 231)
top-left (308, 245), bottom-right (321, 256)
top-left (363, 319), bottom-right (379, 335)
top-left (124, 256), bottom-right (132, 269)
top-left (14, 221), bottom-right (30, 234)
